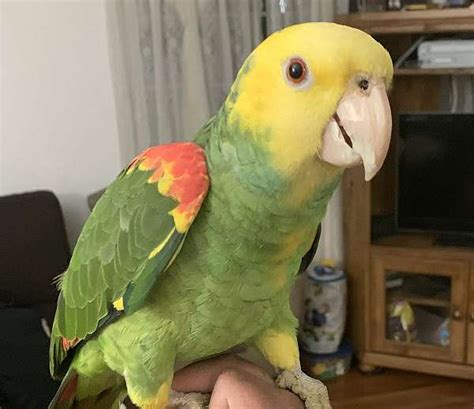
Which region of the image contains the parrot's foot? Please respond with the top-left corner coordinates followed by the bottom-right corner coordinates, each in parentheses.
top-left (276, 369), bottom-right (331, 409)
top-left (168, 390), bottom-right (210, 409)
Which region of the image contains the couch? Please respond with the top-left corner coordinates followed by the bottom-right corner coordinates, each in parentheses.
top-left (0, 190), bottom-right (70, 408)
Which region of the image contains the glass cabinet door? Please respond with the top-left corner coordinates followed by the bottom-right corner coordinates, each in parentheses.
top-left (385, 271), bottom-right (451, 347)
top-left (371, 254), bottom-right (469, 363)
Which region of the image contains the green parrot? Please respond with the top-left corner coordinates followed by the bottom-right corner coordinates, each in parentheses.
top-left (49, 22), bottom-right (393, 409)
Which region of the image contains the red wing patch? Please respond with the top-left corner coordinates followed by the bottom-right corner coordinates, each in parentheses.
top-left (61, 336), bottom-right (80, 351)
top-left (126, 142), bottom-right (209, 233)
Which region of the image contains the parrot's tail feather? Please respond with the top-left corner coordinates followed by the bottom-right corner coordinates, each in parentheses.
top-left (49, 369), bottom-right (124, 409)
top-left (48, 369), bottom-right (79, 409)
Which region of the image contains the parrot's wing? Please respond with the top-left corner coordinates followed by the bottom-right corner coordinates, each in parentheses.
top-left (298, 224), bottom-right (322, 274)
top-left (50, 142), bottom-right (209, 377)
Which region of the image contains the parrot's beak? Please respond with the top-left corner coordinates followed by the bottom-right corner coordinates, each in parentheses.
top-left (319, 81), bottom-right (392, 181)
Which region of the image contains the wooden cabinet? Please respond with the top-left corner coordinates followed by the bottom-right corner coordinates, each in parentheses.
top-left (347, 239), bottom-right (474, 380)
top-left (339, 9), bottom-right (474, 380)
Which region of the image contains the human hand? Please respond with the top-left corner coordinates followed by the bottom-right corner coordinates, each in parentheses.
top-left (172, 354), bottom-right (304, 409)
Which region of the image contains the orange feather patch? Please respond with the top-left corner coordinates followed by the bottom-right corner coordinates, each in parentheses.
top-left (127, 142), bottom-right (209, 233)
top-left (61, 336), bottom-right (80, 351)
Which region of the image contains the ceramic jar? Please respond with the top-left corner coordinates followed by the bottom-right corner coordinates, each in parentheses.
top-left (300, 262), bottom-right (347, 354)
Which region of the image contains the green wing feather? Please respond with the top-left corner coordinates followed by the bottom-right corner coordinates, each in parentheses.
top-left (50, 143), bottom-right (209, 378)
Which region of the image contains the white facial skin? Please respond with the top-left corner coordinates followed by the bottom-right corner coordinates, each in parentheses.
top-left (319, 77), bottom-right (392, 181)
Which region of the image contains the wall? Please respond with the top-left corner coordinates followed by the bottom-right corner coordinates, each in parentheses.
top-left (1, 0), bottom-right (121, 245)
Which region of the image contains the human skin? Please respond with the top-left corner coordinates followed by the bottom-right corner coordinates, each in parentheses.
top-left (172, 355), bottom-right (304, 409)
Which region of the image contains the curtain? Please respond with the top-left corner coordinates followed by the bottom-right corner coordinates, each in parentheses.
top-left (106, 0), bottom-right (343, 273)
top-left (265, 0), bottom-right (336, 34)
top-left (106, 0), bottom-right (262, 165)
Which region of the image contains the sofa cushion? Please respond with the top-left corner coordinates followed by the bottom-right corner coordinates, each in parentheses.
top-left (0, 191), bottom-right (70, 306)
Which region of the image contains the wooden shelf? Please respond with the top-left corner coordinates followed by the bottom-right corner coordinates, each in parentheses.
top-left (395, 67), bottom-right (474, 76)
top-left (387, 272), bottom-right (451, 308)
top-left (371, 234), bottom-right (474, 258)
top-left (391, 295), bottom-right (450, 308)
top-left (388, 290), bottom-right (451, 308)
top-left (336, 8), bottom-right (474, 34)
top-left (373, 233), bottom-right (438, 248)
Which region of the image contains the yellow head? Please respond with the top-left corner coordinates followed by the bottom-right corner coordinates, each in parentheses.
top-left (225, 22), bottom-right (393, 182)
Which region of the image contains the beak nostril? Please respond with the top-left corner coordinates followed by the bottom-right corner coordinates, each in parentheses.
top-left (358, 79), bottom-right (370, 91)
top-left (333, 113), bottom-right (353, 149)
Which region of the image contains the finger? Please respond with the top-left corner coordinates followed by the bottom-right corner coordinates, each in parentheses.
top-left (210, 368), bottom-right (282, 409)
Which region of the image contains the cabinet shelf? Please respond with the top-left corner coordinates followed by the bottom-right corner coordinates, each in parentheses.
top-left (395, 67), bottom-right (474, 76)
top-left (388, 290), bottom-right (451, 308)
top-left (387, 271), bottom-right (451, 308)
top-left (336, 9), bottom-right (474, 34)
top-left (371, 233), bottom-right (474, 258)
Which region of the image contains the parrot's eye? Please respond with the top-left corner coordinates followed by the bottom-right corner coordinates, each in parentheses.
top-left (283, 57), bottom-right (312, 90)
top-left (286, 58), bottom-right (307, 84)
top-left (358, 79), bottom-right (370, 91)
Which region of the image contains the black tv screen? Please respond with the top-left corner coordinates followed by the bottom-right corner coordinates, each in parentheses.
top-left (397, 113), bottom-right (474, 235)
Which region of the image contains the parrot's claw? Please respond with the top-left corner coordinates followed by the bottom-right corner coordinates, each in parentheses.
top-left (168, 390), bottom-right (210, 409)
top-left (276, 369), bottom-right (332, 409)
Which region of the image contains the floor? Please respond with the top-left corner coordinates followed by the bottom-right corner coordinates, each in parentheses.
top-left (326, 369), bottom-right (474, 409)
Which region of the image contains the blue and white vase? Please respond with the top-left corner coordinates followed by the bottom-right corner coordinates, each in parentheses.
top-left (300, 260), bottom-right (347, 354)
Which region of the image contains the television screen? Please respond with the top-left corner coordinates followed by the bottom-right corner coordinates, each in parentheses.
top-left (397, 113), bottom-right (474, 235)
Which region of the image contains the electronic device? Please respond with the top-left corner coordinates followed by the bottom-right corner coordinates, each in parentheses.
top-left (396, 113), bottom-right (474, 243)
top-left (418, 39), bottom-right (474, 69)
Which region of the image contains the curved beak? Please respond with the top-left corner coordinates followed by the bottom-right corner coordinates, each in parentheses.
top-left (320, 82), bottom-right (392, 181)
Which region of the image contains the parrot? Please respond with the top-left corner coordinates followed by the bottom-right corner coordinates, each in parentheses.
top-left (48, 22), bottom-right (393, 409)
top-left (391, 301), bottom-right (416, 342)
